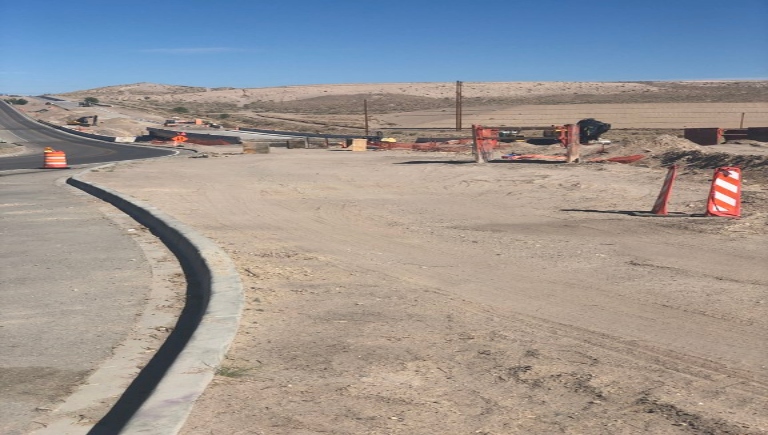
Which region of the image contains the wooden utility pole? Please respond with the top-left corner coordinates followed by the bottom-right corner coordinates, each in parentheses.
top-left (364, 99), bottom-right (369, 136)
top-left (740, 112), bottom-right (745, 129)
top-left (455, 81), bottom-right (463, 131)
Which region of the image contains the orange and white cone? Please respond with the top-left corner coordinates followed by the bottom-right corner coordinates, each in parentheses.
top-left (706, 167), bottom-right (741, 218)
top-left (43, 149), bottom-right (68, 169)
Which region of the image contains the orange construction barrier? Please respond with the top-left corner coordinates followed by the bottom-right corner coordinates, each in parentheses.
top-left (43, 149), bottom-right (68, 169)
top-left (706, 167), bottom-right (741, 217)
top-left (651, 165), bottom-right (678, 215)
top-left (502, 154), bottom-right (567, 161)
top-left (472, 125), bottom-right (499, 163)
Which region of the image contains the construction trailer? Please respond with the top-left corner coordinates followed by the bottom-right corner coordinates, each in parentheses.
top-left (164, 118), bottom-right (204, 127)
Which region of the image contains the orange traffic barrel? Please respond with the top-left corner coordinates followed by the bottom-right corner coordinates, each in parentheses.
top-left (43, 149), bottom-right (69, 169)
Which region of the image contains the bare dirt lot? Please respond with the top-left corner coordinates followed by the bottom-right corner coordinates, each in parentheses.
top-left (8, 80), bottom-right (766, 433)
top-left (82, 142), bottom-right (768, 434)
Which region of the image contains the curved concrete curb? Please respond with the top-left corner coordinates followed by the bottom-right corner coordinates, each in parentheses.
top-left (67, 169), bottom-right (243, 434)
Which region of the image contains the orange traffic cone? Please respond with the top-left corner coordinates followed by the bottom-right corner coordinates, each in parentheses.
top-left (651, 165), bottom-right (678, 215)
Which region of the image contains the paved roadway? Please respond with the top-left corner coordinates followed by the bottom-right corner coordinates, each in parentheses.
top-left (0, 101), bottom-right (174, 171)
top-left (0, 103), bottom-right (177, 433)
top-left (0, 171), bottom-right (158, 434)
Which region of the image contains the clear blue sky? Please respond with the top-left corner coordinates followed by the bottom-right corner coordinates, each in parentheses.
top-left (1, 0), bottom-right (766, 95)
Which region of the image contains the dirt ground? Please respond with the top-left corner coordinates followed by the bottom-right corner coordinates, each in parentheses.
top-left (81, 141), bottom-right (768, 434)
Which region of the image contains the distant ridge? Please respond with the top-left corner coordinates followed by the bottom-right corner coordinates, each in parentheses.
top-left (54, 80), bottom-right (768, 107)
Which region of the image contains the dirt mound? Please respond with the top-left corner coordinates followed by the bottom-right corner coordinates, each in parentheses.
top-left (622, 134), bottom-right (702, 154)
top-left (564, 134), bottom-right (701, 166)
top-left (589, 134), bottom-right (768, 184)
top-left (660, 150), bottom-right (768, 185)
top-left (661, 150), bottom-right (768, 170)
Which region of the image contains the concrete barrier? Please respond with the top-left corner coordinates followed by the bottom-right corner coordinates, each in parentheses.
top-left (243, 142), bottom-right (270, 154)
top-left (37, 119), bottom-right (136, 143)
top-left (147, 128), bottom-right (242, 145)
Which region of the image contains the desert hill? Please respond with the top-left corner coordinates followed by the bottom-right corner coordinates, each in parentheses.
top-left (55, 80), bottom-right (768, 108)
top-left (35, 80), bottom-right (768, 137)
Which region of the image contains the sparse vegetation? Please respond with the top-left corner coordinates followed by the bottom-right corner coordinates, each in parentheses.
top-left (84, 97), bottom-right (99, 104)
top-left (215, 365), bottom-right (254, 378)
top-left (172, 106), bottom-right (189, 114)
top-left (4, 98), bottom-right (28, 105)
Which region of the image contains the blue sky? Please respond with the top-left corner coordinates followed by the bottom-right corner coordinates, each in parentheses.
top-left (1, 0), bottom-right (766, 95)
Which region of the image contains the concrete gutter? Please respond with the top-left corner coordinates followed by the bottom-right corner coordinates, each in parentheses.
top-left (65, 169), bottom-right (243, 434)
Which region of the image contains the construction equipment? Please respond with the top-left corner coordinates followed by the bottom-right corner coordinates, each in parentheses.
top-left (576, 118), bottom-right (611, 144)
top-left (542, 119), bottom-right (611, 145)
top-left (66, 115), bottom-right (98, 127)
top-left (498, 129), bottom-right (525, 142)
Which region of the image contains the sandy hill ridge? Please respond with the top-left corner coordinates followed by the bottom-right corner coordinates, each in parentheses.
top-left (55, 80), bottom-right (768, 106)
top-left (32, 80), bottom-right (768, 140)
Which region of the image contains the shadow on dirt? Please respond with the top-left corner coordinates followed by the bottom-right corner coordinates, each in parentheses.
top-left (563, 208), bottom-right (706, 218)
top-left (394, 160), bottom-right (475, 165)
top-left (394, 160), bottom-right (565, 165)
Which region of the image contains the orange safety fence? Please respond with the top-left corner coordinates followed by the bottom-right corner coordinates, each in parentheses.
top-left (371, 141), bottom-right (474, 152)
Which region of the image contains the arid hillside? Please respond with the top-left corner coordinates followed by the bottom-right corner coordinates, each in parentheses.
top-left (50, 81), bottom-right (768, 135)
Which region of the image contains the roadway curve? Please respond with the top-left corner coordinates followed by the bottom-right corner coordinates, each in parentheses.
top-left (0, 102), bottom-right (174, 171)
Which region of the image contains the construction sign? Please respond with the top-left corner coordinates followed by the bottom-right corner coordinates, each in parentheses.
top-left (172, 135), bottom-right (188, 143)
top-left (706, 167), bottom-right (742, 218)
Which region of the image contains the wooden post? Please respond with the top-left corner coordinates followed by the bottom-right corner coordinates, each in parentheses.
top-left (565, 124), bottom-right (580, 163)
top-left (472, 124), bottom-right (483, 163)
top-left (364, 99), bottom-right (369, 136)
top-left (456, 81), bottom-right (463, 131)
top-left (740, 112), bottom-right (745, 129)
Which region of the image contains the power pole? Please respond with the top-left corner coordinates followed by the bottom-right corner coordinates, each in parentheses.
top-left (364, 99), bottom-right (369, 136)
top-left (455, 81), bottom-right (463, 131)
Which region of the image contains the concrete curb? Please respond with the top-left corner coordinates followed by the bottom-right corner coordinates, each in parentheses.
top-left (67, 169), bottom-right (244, 434)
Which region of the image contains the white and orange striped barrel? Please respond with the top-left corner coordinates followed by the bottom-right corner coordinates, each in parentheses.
top-left (706, 167), bottom-right (741, 217)
top-left (43, 150), bottom-right (68, 169)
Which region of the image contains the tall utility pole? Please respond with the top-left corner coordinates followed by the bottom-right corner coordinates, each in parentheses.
top-left (364, 99), bottom-right (369, 136)
top-left (455, 80), bottom-right (463, 131)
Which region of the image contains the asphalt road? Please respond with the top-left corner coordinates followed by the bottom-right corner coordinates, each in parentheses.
top-left (0, 103), bottom-right (179, 433)
top-left (0, 171), bottom-right (157, 434)
top-left (0, 102), bottom-right (174, 171)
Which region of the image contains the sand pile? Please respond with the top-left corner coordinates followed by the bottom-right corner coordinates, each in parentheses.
top-left (623, 134), bottom-right (702, 153)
